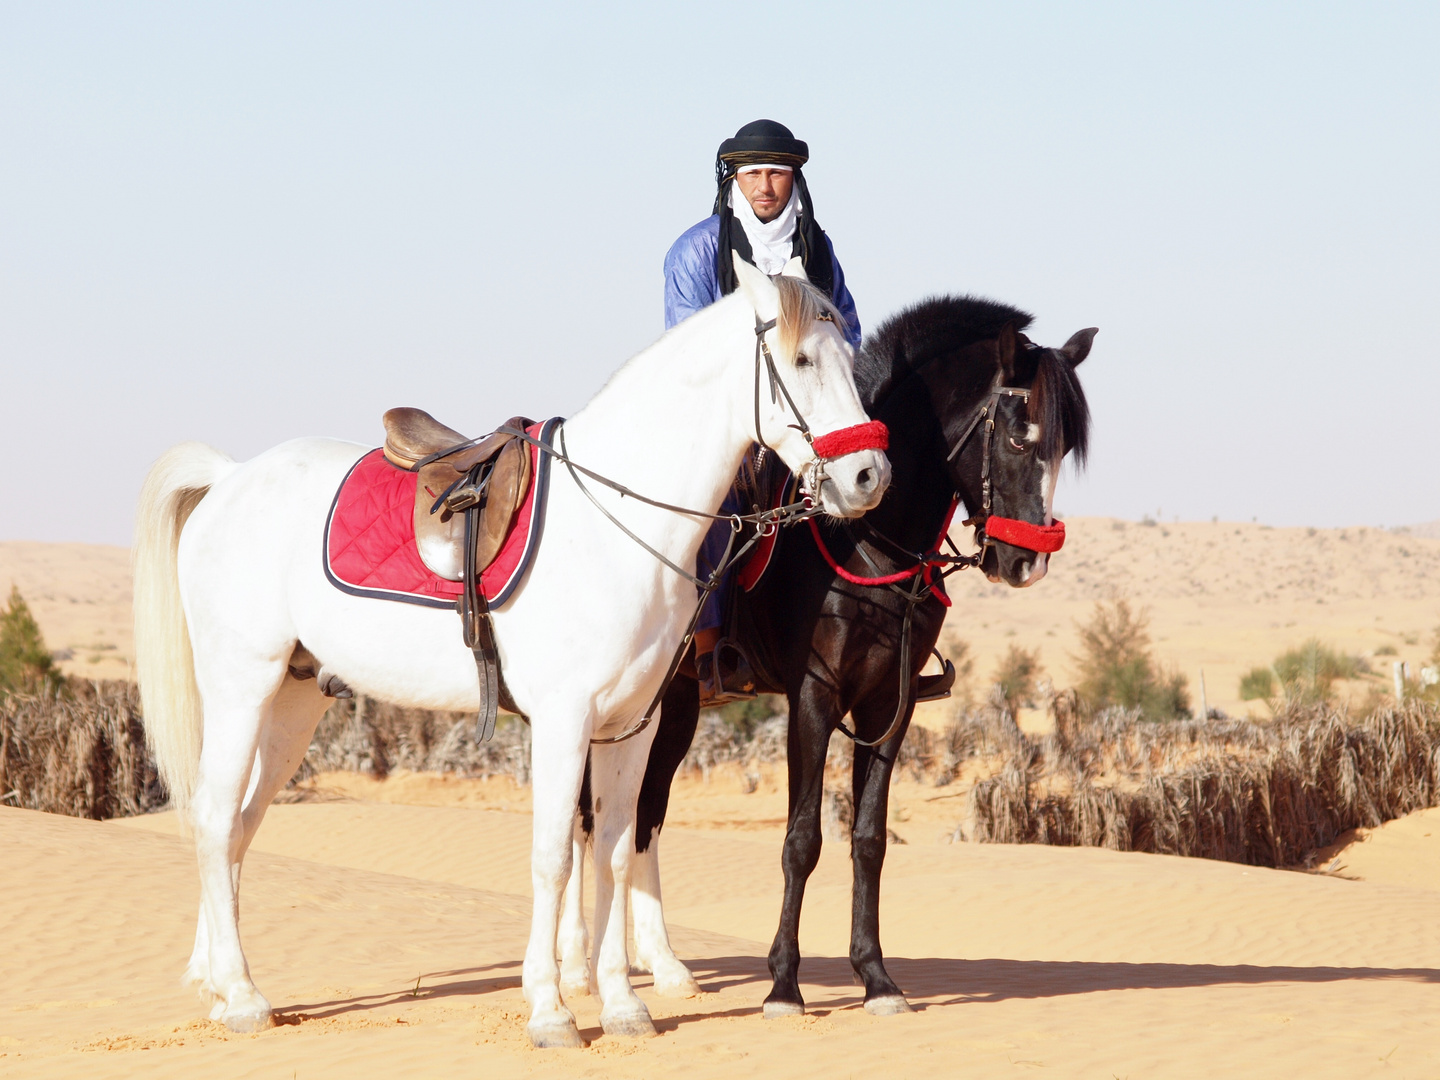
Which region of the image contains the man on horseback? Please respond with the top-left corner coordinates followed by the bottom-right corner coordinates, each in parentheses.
top-left (664, 119), bottom-right (862, 705)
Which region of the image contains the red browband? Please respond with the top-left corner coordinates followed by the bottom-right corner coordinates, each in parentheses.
top-left (811, 420), bottom-right (889, 460)
top-left (985, 516), bottom-right (1066, 553)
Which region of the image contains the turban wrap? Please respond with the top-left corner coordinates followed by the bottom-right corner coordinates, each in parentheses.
top-left (713, 119), bottom-right (836, 299)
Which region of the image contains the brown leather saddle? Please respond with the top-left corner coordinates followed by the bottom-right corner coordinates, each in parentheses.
top-left (381, 407), bottom-right (536, 740)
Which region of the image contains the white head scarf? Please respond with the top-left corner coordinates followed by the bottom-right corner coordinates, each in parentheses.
top-left (727, 169), bottom-right (803, 276)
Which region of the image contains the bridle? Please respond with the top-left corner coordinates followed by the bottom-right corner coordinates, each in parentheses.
top-left (816, 382), bottom-right (1065, 751)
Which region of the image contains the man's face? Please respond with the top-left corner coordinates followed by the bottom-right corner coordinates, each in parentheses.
top-left (736, 168), bottom-right (794, 223)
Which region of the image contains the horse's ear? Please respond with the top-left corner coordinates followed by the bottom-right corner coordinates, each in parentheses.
top-left (779, 256), bottom-right (809, 282)
top-left (732, 250), bottom-right (779, 317)
top-left (996, 322), bottom-right (1019, 381)
top-left (1060, 327), bottom-right (1098, 367)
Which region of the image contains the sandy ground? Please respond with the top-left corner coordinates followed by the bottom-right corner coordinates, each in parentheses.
top-left (5, 523), bottom-right (1440, 1075)
top-left (6, 767), bottom-right (1440, 1078)
top-left (7, 518), bottom-right (1439, 715)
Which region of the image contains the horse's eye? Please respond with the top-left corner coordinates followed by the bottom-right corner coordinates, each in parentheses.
top-left (1009, 437), bottom-right (1028, 452)
top-left (796, 353), bottom-right (813, 368)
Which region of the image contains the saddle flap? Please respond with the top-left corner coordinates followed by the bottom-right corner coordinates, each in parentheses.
top-left (473, 436), bottom-right (532, 570)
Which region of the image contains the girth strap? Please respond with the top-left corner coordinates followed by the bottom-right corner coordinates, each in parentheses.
top-left (459, 467), bottom-right (500, 742)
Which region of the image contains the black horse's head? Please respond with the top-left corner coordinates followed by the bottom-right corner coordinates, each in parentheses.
top-left (961, 323), bottom-right (1094, 586)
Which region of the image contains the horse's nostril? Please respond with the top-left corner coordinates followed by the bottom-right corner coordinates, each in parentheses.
top-left (856, 468), bottom-right (873, 489)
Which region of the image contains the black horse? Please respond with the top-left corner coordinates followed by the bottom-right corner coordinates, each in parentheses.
top-left (581, 296), bottom-right (1094, 1015)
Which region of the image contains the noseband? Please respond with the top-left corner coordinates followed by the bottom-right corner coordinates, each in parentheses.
top-left (945, 386), bottom-right (1066, 558)
top-left (752, 315), bottom-right (889, 491)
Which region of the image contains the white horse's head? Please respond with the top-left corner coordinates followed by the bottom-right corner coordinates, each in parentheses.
top-left (732, 253), bottom-right (891, 517)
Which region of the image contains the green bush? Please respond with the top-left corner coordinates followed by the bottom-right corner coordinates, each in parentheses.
top-left (0, 587), bottom-right (59, 696)
top-left (1239, 667), bottom-right (1276, 702)
top-left (993, 644), bottom-right (1042, 714)
top-left (1072, 597), bottom-right (1189, 720)
top-left (1239, 638), bottom-right (1370, 712)
top-left (1273, 639), bottom-right (1366, 708)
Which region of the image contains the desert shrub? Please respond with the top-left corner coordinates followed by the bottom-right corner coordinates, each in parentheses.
top-left (0, 680), bottom-right (165, 818)
top-left (1375, 643), bottom-right (1399, 657)
top-left (1071, 598), bottom-right (1189, 719)
top-left (1242, 639), bottom-right (1370, 712)
top-left (993, 645), bottom-right (1042, 715)
top-left (0, 587), bottom-right (59, 696)
top-left (710, 694), bottom-right (786, 741)
top-left (1239, 666), bottom-right (1276, 703)
top-left (1272, 639), bottom-right (1367, 706)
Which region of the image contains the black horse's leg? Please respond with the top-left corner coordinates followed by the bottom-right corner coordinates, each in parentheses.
top-left (764, 681), bottom-right (837, 1017)
top-left (631, 674), bottom-right (703, 995)
top-left (847, 693), bottom-right (914, 1013)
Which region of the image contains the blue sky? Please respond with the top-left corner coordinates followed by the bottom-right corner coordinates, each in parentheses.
top-left (3, 2), bottom-right (1437, 544)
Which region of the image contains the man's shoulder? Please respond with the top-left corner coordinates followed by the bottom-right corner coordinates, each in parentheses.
top-left (665, 215), bottom-right (720, 269)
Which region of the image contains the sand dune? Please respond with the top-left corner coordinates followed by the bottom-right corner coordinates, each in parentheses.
top-left (5, 777), bottom-right (1440, 1078)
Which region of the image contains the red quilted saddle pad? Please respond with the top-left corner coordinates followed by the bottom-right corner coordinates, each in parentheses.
top-left (323, 418), bottom-right (560, 609)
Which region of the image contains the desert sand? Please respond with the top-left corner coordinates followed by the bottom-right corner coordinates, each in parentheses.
top-left (3, 767), bottom-right (1440, 1078)
top-left (5, 521), bottom-right (1440, 1077)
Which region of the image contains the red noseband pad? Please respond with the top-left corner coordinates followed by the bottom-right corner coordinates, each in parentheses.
top-left (811, 420), bottom-right (889, 460)
top-left (985, 516), bottom-right (1066, 553)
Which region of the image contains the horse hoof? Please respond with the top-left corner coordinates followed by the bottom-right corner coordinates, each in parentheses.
top-left (763, 1000), bottom-right (804, 1019)
top-left (601, 1009), bottom-right (657, 1039)
top-left (864, 994), bottom-right (913, 1016)
top-left (527, 1020), bottom-right (585, 1049)
top-left (222, 1008), bottom-right (273, 1033)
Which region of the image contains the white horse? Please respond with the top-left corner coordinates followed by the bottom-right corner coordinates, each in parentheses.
top-left (132, 255), bottom-right (890, 1048)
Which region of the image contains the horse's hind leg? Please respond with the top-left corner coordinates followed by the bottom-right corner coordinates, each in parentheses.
top-left (187, 665), bottom-right (328, 1031)
top-left (631, 675), bottom-right (701, 997)
top-left (847, 693), bottom-right (913, 1015)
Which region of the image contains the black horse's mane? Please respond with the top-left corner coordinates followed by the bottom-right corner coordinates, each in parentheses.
top-left (858, 294), bottom-right (1089, 465)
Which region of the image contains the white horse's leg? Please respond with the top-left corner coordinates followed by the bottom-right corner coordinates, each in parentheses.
top-left (189, 689), bottom-right (275, 1031)
top-left (631, 832), bottom-right (701, 997)
top-left (183, 674), bottom-right (329, 1014)
top-left (523, 712), bottom-right (590, 1049)
top-left (588, 740), bottom-right (657, 1038)
top-left (558, 817), bottom-right (592, 998)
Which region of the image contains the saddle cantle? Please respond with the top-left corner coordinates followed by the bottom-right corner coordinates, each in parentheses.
top-left (382, 407), bottom-right (534, 582)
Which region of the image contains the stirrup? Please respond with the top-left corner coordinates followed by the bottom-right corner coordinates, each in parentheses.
top-left (698, 639), bottom-right (758, 708)
top-left (914, 650), bottom-right (956, 703)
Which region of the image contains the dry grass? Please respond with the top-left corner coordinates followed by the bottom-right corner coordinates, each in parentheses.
top-left (10, 678), bottom-right (1440, 873)
top-left (294, 696), bottom-right (533, 785)
top-left (0, 680), bottom-right (164, 819)
top-left (956, 692), bottom-right (1440, 867)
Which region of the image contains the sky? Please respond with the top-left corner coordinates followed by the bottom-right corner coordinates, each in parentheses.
top-left (2, 2), bottom-right (1437, 545)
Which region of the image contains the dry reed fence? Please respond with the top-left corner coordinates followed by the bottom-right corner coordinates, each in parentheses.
top-left (8, 681), bottom-right (1440, 873)
top-left (0, 681), bottom-right (165, 819)
top-left (951, 692), bottom-right (1440, 867)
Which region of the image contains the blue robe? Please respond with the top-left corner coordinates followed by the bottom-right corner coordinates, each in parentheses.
top-left (663, 215), bottom-right (861, 346)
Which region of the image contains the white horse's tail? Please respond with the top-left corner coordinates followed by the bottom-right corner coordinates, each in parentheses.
top-left (133, 442), bottom-right (237, 815)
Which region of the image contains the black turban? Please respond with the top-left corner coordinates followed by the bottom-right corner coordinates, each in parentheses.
top-left (713, 119), bottom-right (836, 299)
